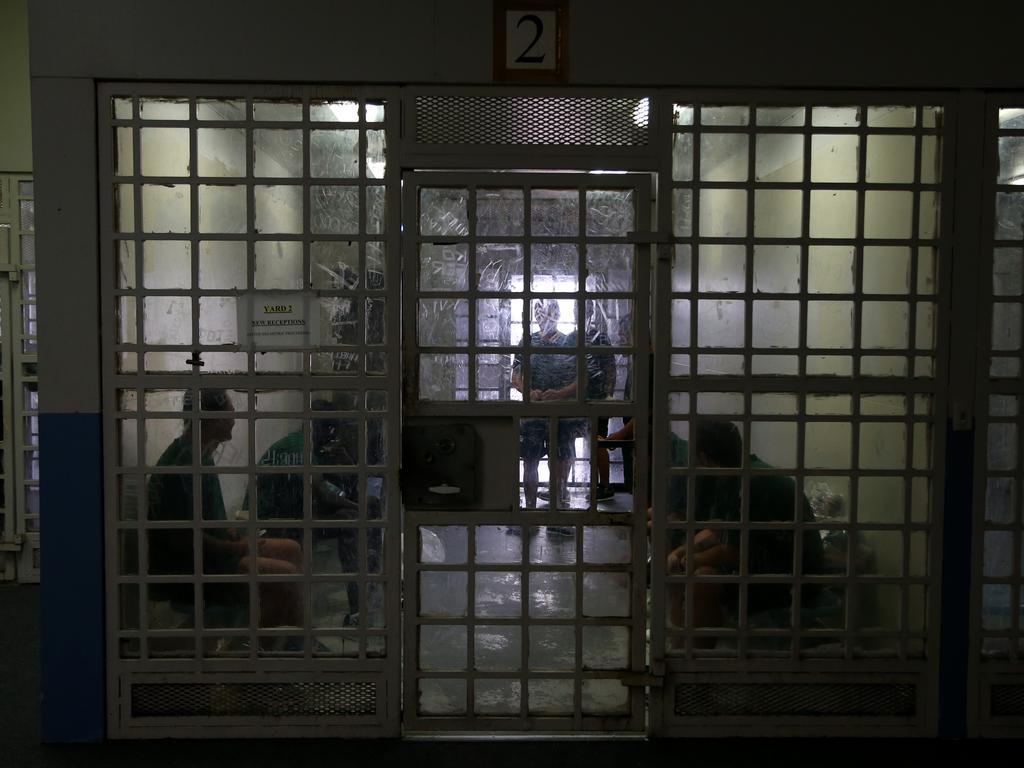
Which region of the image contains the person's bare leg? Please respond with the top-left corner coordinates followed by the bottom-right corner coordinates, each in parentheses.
top-left (596, 445), bottom-right (610, 488)
top-left (523, 458), bottom-right (539, 507)
top-left (692, 566), bottom-right (723, 649)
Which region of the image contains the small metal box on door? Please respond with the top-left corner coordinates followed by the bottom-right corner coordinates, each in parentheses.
top-left (402, 423), bottom-right (478, 508)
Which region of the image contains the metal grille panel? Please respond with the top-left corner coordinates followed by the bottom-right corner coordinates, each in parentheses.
top-left (414, 96), bottom-right (649, 147)
top-left (991, 684), bottom-right (1024, 716)
top-left (131, 681), bottom-right (376, 718)
top-left (673, 682), bottom-right (916, 718)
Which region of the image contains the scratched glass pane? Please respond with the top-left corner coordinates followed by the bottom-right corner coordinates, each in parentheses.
top-left (476, 243), bottom-right (523, 292)
top-left (143, 296), bottom-right (191, 345)
top-left (114, 127), bottom-right (133, 176)
top-left (752, 245), bottom-right (800, 293)
top-left (142, 240), bottom-right (190, 290)
top-left (311, 185), bottom-right (359, 235)
top-left (198, 185), bottom-right (246, 234)
top-left (198, 297), bottom-right (237, 345)
top-left (366, 101), bottom-right (386, 122)
top-left (531, 189), bottom-right (578, 237)
top-left (320, 297), bottom-right (359, 346)
top-left (863, 246), bottom-right (911, 294)
top-left (699, 189), bottom-right (747, 237)
top-left (672, 132), bottom-right (693, 181)
top-left (254, 185), bottom-right (302, 234)
top-left (529, 626), bottom-right (575, 670)
top-left (672, 189), bottom-right (692, 237)
top-left (807, 302), bottom-right (854, 348)
top-left (140, 127), bottom-right (189, 177)
top-left (419, 354), bottom-right (469, 401)
top-left (420, 571), bottom-right (468, 618)
top-left (757, 106), bottom-right (806, 127)
top-left (528, 572), bottom-right (576, 618)
top-left (199, 241), bottom-right (246, 290)
top-left (985, 478), bottom-right (1015, 524)
top-left (700, 133), bottom-right (749, 182)
top-left (812, 106), bottom-right (860, 127)
top-left (197, 128), bottom-right (245, 177)
top-left (477, 299), bottom-right (523, 347)
top-left (310, 129), bottom-right (358, 178)
top-left (418, 299), bottom-right (470, 346)
top-left (196, 99), bottom-right (245, 121)
top-left (366, 241), bottom-right (386, 289)
top-left (585, 244), bottom-right (633, 292)
top-left (582, 679), bottom-right (630, 716)
top-left (311, 241), bottom-right (360, 289)
top-left (366, 129), bottom-right (386, 179)
top-left (253, 129), bottom-right (303, 178)
top-left (420, 188), bottom-right (469, 236)
top-left (141, 185), bottom-right (190, 233)
top-left (993, 249), bottom-right (1023, 296)
top-left (585, 190), bottom-right (634, 236)
top-left (530, 243), bottom-right (578, 292)
top-left (988, 423), bottom-right (1017, 471)
top-left (808, 246), bottom-right (855, 293)
top-left (754, 189), bottom-right (803, 237)
top-left (364, 299), bottom-right (385, 345)
top-left (982, 584), bottom-right (1011, 631)
top-left (475, 572), bottom-right (521, 618)
top-left (419, 625), bottom-right (466, 671)
top-left (997, 137), bottom-right (1024, 185)
top-left (476, 354), bottom-right (514, 401)
top-left (983, 531), bottom-right (1014, 578)
top-left (475, 627), bottom-right (522, 672)
top-left (698, 300), bottom-right (745, 348)
top-left (420, 243), bottom-right (468, 291)
top-left (996, 193), bottom-right (1024, 240)
top-left (864, 191), bottom-right (913, 239)
top-left (116, 241), bottom-right (136, 289)
top-left (755, 133), bottom-right (804, 182)
top-left (866, 135), bottom-right (915, 183)
top-left (366, 185), bottom-right (386, 234)
top-left (992, 303), bottom-right (1022, 351)
top-left (581, 625), bottom-right (629, 671)
top-left (753, 300), bottom-right (799, 348)
top-left (476, 188), bottom-right (524, 236)
top-left (310, 100), bottom-right (359, 122)
top-left (673, 105), bottom-right (694, 126)
top-left (698, 244), bottom-right (745, 293)
top-left (861, 301), bottom-right (909, 349)
top-left (583, 573), bottom-right (630, 617)
top-left (253, 241), bottom-right (301, 290)
top-left (252, 99), bottom-right (302, 121)
top-left (701, 106), bottom-right (749, 126)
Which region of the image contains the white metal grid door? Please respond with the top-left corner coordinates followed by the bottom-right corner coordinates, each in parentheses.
top-left (402, 171), bottom-right (651, 733)
top-left (0, 174), bottom-right (38, 582)
top-left (970, 97), bottom-right (1024, 734)
top-left (99, 85), bottom-right (401, 737)
top-left (651, 95), bottom-right (953, 736)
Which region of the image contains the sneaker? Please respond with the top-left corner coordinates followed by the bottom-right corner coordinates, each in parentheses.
top-left (342, 612), bottom-right (359, 627)
top-left (536, 487), bottom-right (552, 500)
top-left (595, 485), bottom-right (615, 502)
top-left (546, 525), bottom-right (575, 537)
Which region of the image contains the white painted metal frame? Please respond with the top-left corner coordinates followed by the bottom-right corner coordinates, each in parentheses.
top-left (402, 171), bottom-right (652, 732)
top-left (969, 93), bottom-right (1024, 736)
top-left (98, 83), bottom-right (402, 738)
top-left (650, 91), bottom-right (956, 737)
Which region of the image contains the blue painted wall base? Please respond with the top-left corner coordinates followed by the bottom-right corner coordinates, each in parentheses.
top-left (39, 412), bottom-right (105, 742)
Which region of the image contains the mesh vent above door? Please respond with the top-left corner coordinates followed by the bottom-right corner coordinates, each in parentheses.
top-left (991, 684), bottom-right (1024, 716)
top-left (414, 96), bottom-right (649, 147)
top-left (674, 682), bottom-right (916, 718)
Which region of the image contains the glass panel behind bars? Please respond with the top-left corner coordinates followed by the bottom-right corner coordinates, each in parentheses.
top-left (109, 94), bottom-right (396, 664)
top-left (663, 102), bottom-right (943, 660)
top-left (979, 106), bottom-right (1024, 660)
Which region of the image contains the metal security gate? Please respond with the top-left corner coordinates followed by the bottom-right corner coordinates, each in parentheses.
top-left (99, 84), bottom-right (402, 737)
top-left (401, 171), bottom-right (652, 732)
top-left (0, 174), bottom-right (38, 582)
top-left (970, 95), bottom-right (1024, 735)
top-left (649, 95), bottom-right (953, 736)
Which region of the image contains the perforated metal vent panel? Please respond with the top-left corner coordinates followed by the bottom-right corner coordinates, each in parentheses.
top-left (131, 681), bottom-right (376, 718)
top-left (674, 683), bottom-right (916, 718)
top-left (414, 96), bottom-right (649, 147)
top-left (991, 685), bottom-right (1024, 716)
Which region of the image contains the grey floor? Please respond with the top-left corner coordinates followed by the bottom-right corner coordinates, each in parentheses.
top-left (2, 584), bottom-right (1020, 767)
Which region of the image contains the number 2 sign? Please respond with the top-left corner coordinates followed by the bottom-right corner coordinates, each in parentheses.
top-left (494, 0), bottom-right (568, 82)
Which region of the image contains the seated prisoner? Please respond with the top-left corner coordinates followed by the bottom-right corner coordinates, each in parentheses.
top-left (666, 419), bottom-right (825, 644)
top-left (147, 388), bottom-right (302, 628)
